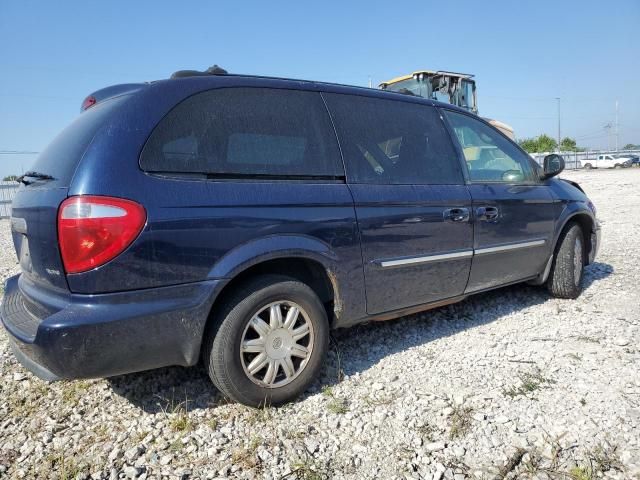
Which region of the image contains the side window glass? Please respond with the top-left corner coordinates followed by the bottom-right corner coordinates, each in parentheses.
top-left (140, 88), bottom-right (343, 178)
top-left (443, 110), bottom-right (534, 183)
top-left (323, 93), bottom-right (463, 185)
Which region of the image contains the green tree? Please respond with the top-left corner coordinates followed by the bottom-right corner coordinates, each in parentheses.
top-left (518, 138), bottom-right (538, 153)
top-left (559, 137), bottom-right (577, 151)
top-left (517, 134), bottom-right (558, 153)
top-left (623, 143), bottom-right (640, 150)
top-left (536, 134), bottom-right (557, 152)
top-left (2, 175), bottom-right (19, 182)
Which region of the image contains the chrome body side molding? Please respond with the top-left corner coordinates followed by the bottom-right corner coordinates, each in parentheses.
top-left (474, 239), bottom-right (546, 256)
top-left (377, 239), bottom-right (547, 269)
top-left (378, 250), bottom-right (473, 268)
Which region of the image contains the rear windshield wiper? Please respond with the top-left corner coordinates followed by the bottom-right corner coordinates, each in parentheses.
top-left (17, 171), bottom-right (56, 185)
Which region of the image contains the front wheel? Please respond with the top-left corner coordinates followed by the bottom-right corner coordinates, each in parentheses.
top-left (203, 275), bottom-right (329, 407)
top-left (547, 223), bottom-right (585, 299)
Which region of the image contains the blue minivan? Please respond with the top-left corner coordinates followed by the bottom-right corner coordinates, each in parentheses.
top-left (1, 68), bottom-right (600, 406)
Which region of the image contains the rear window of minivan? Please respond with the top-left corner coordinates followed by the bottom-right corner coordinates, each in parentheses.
top-left (29, 96), bottom-right (128, 187)
top-left (140, 88), bottom-right (343, 178)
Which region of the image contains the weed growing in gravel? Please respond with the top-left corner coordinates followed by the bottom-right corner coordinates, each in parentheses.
top-left (569, 465), bottom-right (593, 480)
top-left (363, 391), bottom-right (398, 407)
top-left (566, 352), bottom-right (583, 361)
top-left (61, 380), bottom-right (91, 407)
top-left (415, 422), bottom-right (436, 442)
top-left (580, 398), bottom-right (587, 406)
top-left (132, 429), bottom-right (151, 443)
top-left (290, 454), bottom-right (328, 480)
top-left (321, 385), bottom-right (349, 414)
top-left (442, 458), bottom-right (470, 477)
top-left (321, 385), bottom-right (333, 397)
top-left (42, 450), bottom-right (85, 480)
top-left (157, 390), bottom-right (195, 433)
top-left (521, 448), bottom-right (542, 475)
top-left (7, 388), bottom-right (41, 418)
top-left (91, 423), bottom-right (110, 443)
top-left (327, 397), bottom-right (349, 414)
top-left (514, 436), bottom-right (623, 479)
top-left (170, 409), bottom-right (194, 432)
top-left (284, 427), bottom-right (307, 440)
top-left (449, 405), bottom-right (473, 439)
top-left (575, 335), bottom-right (600, 344)
top-left (503, 369), bottom-right (554, 398)
top-left (246, 404), bottom-right (274, 425)
top-left (231, 435), bottom-right (262, 471)
top-left (586, 443), bottom-right (623, 474)
top-left (208, 416), bottom-right (219, 430)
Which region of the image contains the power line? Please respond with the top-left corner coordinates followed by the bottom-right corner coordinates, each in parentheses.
top-left (0, 151), bottom-right (39, 155)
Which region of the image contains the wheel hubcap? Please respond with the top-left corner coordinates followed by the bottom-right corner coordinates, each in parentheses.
top-left (573, 237), bottom-right (583, 286)
top-left (240, 301), bottom-right (314, 388)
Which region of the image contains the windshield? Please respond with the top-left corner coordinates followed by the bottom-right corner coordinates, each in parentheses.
top-left (383, 78), bottom-right (427, 97)
top-left (383, 76), bottom-right (477, 113)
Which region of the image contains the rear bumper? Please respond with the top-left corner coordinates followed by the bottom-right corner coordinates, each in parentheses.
top-left (1, 274), bottom-right (223, 380)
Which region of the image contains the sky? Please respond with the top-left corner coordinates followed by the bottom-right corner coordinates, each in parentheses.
top-left (1, 0), bottom-right (639, 179)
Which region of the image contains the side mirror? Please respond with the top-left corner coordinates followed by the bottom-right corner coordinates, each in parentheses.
top-left (542, 154), bottom-right (565, 179)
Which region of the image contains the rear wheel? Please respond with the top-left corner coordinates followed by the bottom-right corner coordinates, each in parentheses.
top-left (203, 275), bottom-right (329, 407)
top-left (583, 163), bottom-right (592, 169)
top-left (547, 223), bottom-right (585, 299)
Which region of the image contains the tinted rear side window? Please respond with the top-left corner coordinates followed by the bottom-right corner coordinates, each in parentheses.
top-left (323, 93), bottom-right (463, 184)
top-left (29, 95), bottom-right (128, 187)
top-left (140, 88), bottom-right (343, 178)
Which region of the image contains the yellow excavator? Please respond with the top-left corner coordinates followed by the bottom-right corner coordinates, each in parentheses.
top-left (379, 70), bottom-right (514, 139)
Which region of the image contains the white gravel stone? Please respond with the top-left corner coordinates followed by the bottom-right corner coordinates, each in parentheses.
top-left (613, 337), bottom-right (630, 346)
top-left (123, 466), bottom-right (140, 478)
top-left (426, 441), bottom-right (447, 452)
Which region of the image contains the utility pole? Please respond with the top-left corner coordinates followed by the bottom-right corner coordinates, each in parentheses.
top-left (555, 98), bottom-right (561, 152)
top-left (615, 100), bottom-right (619, 151)
top-left (604, 123), bottom-right (612, 151)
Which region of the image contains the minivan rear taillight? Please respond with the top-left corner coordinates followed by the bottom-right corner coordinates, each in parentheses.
top-left (58, 196), bottom-right (146, 274)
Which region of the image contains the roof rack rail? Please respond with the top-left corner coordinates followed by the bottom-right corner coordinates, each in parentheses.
top-left (170, 65), bottom-right (228, 79)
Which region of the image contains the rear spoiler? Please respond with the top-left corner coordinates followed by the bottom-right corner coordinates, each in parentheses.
top-left (80, 83), bottom-right (148, 112)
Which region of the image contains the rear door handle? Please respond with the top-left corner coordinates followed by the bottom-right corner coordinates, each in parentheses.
top-left (443, 207), bottom-right (470, 223)
top-left (476, 206), bottom-right (499, 221)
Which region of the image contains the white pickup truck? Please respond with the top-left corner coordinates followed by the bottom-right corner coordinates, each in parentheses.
top-left (581, 154), bottom-right (633, 169)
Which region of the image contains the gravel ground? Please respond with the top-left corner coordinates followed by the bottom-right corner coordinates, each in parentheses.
top-left (1, 168), bottom-right (639, 480)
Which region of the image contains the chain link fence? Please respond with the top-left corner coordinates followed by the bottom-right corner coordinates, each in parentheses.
top-left (0, 182), bottom-right (20, 219)
top-left (530, 149), bottom-right (640, 170)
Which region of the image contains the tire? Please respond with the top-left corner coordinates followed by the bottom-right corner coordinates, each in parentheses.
top-left (583, 163), bottom-right (592, 169)
top-left (547, 223), bottom-right (585, 299)
top-left (203, 275), bottom-right (329, 407)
